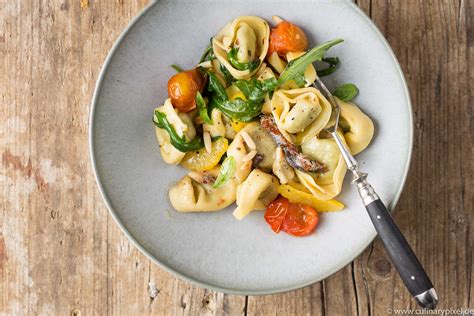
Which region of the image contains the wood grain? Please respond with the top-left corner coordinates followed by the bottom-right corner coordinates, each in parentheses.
top-left (0, 0), bottom-right (472, 315)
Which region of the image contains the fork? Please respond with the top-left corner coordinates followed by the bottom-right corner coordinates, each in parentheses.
top-left (313, 79), bottom-right (438, 309)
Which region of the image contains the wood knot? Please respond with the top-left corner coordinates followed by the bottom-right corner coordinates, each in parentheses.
top-left (202, 293), bottom-right (216, 311)
top-left (50, 209), bottom-right (59, 219)
top-left (70, 308), bottom-right (81, 316)
top-left (372, 259), bottom-right (392, 277)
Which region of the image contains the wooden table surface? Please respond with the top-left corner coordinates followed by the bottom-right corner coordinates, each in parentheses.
top-left (1, 0), bottom-right (472, 315)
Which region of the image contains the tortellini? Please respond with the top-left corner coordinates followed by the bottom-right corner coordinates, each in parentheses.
top-left (256, 63), bottom-right (277, 81)
top-left (240, 122), bottom-right (276, 171)
top-left (270, 87), bottom-right (332, 145)
top-left (213, 16), bottom-right (270, 79)
top-left (169, 167), bottom-right (237, 212)
top-left (233, 169), bottom-right (279, 220)
top-left (154, 99), bottom-right (196, 164)
top-left (338, 99), bottom-right (374, 155)
top-left (272, 147), bottom-right (295, 184)
top-left (267, 52), bottom-right (287, 74)
top-left (295, 130), bottom-right (347, 200)
top-left (227, 129), bottom-right (253, 183)
top-left (203, 109), bottom-right (227, 138)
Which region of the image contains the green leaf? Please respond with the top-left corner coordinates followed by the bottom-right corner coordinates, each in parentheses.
top-left (206, 70), bottom-right (228, 101)
top-left (199, 38), bottom-right (216, 63)
top-left (196, 91), bottom-right (213, 125)
top-left (278, 39), bottom-right (344, 86)
top-left (333, 83), bottom-right (359, 102)
top-left (212, 77), bottom-right (276, 122)
top-left (217, 98), bottom-right (263, 122)
top-left (234, 77), bottom-right (277, 103)
top-left (219, 63), bottom-right (235, 84)
top-left (227, 47), bottom-right (261, 71)
top-left (213, 156), bottom-right (236, 188)
top-left (153, 110), bottom-right (204, 152)
top-left (171, 64), bottom-right (184, 73)
top-left (317, 57), bottom-right (340, 77)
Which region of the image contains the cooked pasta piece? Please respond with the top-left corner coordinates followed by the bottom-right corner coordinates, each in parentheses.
top-left (227, 131), bottom-right (253, 183)
top-left (272, 147), bottom-right (295, 184)
top-left (203, 109), bottom-right (227, 138)
top-left (270, 87), bottom-right (332, 144)
top-left (267, 52), bottom-right (287, 74)
top-left (213, 16), bottom-right (270, 79)
top-left (338, 98), bottom-right (374, 155)
top-left (256, 63), bottom-right (277, 81)
top-left (154, 99), bottom-right (196, 164)
top-left (240, 122), bottom-right (277, 171)
top-left (168, 167), bottom-right (238, 212)
top-left (233, 169), bottom-right (279, 220)
top-left (295, 130), bottom-right (347, 200)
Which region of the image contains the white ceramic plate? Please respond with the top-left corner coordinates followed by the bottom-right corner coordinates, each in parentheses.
top-left (90, 0), bottom-right (412, 294)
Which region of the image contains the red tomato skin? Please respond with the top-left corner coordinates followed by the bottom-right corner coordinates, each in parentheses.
top-left (269, 21), bottom-right (308, 57)
top-left (281, 203), bottom-right (319, 237)
top-left (167, 69), bottom-right (204, 112)
top-left (264, 196), bottom-right (289, 233)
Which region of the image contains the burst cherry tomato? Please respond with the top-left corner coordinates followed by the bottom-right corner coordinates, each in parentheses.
top-left (281, 202), bottom-right (319, 237)
top-left (268, 21), bottom-right (308, 57)
top-left (167, 69), bottom-right (205, 112)
top-left (264, 196), bottom-right (319, 237)
top-left (264, 196), bottom-right (290, 233)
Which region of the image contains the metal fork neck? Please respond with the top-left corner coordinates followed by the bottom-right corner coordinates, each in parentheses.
top-left (330, 131), bottom-right (379, 205)
top-left (330, 131), bottom-right (358, 171)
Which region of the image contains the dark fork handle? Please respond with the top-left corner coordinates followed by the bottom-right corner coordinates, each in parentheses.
top-left (364, 198), bottom-right (437, 308)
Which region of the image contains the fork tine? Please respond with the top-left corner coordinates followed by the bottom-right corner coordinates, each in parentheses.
top-left (313, 78), bottom-right (340, 133)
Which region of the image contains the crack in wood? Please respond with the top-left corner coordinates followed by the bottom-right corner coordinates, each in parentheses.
top-left (351, 262), bottom-right (360, 316)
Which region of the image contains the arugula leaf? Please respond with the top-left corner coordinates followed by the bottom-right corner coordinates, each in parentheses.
top-left (153, 110), bottom-right (204, 152)
top-left (234, 78), bottom-right (277, 102)
top-left (171, 64), bottom-right (184, 73)
top-left (317, 57), bottom-right (340, 77)
top-left (278, 39), bottom-right (344, 86)
top-left (227, 47), bottom-right (261, 71)
top-left (206, 70), bottom-right (228, 101)
top-left (196, 91), bottom-right (212, 125)
top-left (333, 83), bottom-right (359, 102)
top-left (212, 77), bottom-right (277, 122)
top-left (199, 38), bottom-right (216, 63)
top-left (215, 98), bottom-right (263, 122)
top-left (213, 156), bottom-right (236, 188)
top-left (219, 63), bottom-right (234, 84)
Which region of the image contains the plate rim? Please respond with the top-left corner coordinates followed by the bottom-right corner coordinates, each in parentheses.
top-left (89, 0), bottom-right (414, 295)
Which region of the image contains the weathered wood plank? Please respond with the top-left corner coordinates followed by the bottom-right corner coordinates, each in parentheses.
top-left (247, 284), bottom-right (324, 316)
top-left (0, 1), bottom-right (245, 315)
top-left (107, 223), bottom-right (245, 315)
top-left (353, 0), bottom-right (473, 314)
top-left (1, 0), bottom-right (472, 315)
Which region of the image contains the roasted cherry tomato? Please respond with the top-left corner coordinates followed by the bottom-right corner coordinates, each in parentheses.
top-left (167, 69), bottom-right (205, 112)
top-left (268, 21), bottom-right (308, 57)
top-left (281, 202), bottom-right (319, 237)
top-left (264, 196), bottom-right (289, 233)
